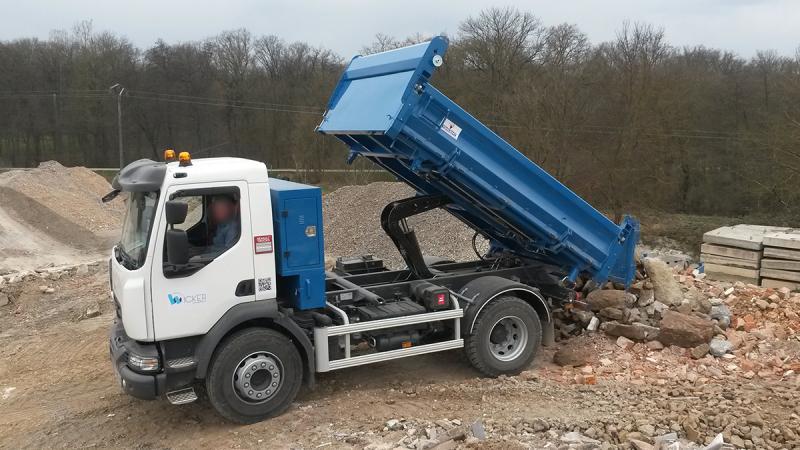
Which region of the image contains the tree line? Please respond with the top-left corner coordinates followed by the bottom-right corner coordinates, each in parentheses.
top-left (1, 8), bottom-right (799, 218)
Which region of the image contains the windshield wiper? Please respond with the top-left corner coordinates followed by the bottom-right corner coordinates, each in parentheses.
top-left (102, 189), bottom-right (121, 203)
top-left (115, 245), bottom-right (137, 269)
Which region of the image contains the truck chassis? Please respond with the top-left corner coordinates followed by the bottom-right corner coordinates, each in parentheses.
top-left (316, 258), bottom-right (560, 372)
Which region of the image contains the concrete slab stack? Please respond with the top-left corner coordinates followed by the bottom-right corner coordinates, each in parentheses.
top-left (760, 230), bottom-right (800, 290)
top-left (701, 225), bottom-right (791, 285)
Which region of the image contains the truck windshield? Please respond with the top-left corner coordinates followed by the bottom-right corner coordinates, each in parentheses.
top-left (118, 191), bottom-right (159, 270)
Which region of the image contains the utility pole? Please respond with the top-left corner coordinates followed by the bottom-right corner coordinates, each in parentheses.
top-left (109, 83), bottom-right (126, 168)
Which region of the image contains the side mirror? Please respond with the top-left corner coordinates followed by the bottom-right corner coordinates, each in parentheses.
top-left (166, 229), bottom-right (189, 265)
top-left (165, 200), bottom-right (188, 225)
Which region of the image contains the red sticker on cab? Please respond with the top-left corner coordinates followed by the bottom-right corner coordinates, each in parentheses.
top-left (254, 235), bottom-right (273, 254)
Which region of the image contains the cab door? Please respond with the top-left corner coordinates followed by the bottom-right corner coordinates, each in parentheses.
top-left (150, 181), bottom-right (255, 340)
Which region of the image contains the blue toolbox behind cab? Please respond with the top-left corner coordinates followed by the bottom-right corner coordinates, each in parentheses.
top-left (268, 178), bottom-right (325, 309)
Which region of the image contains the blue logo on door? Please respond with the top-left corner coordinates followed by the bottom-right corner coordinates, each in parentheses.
top-left (168, 293), bottom-right (183, 305)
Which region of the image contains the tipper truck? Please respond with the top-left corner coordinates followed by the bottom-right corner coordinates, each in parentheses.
top-left (106, 36), bottom-right (639, 423)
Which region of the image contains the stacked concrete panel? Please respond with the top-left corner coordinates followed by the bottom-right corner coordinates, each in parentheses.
top-left (760, 230), bottom-right (800, 290)
top-left (701, 225), bottom-right (790, 284)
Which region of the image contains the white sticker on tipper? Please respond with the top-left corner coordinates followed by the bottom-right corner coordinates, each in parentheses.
top-left (441, 118), bottom-right (462, 140)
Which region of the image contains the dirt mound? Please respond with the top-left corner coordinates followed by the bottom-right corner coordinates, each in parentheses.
top-left (322, 182), bottom-right (476, 269)
top-left (0, 162), bottom-right (123, 270)
top-left (0, 161), bottom-right (123, 233)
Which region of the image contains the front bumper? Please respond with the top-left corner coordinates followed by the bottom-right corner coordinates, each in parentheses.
top-left (109, 320), bottom-right (165, 400)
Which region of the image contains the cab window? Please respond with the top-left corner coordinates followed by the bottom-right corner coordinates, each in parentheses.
top-left (163, 187), bottom-right (241, 276)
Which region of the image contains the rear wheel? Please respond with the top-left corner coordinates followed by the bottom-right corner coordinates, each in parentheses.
top-left (465, 297), bottom-right (541, 376)
top-left (206, 328), bottom-right (302, 424)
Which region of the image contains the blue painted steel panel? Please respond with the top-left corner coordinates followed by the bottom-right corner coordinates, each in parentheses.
top-left (269, 178), bottom-right (325, 309)
top-left (318, 37), bottom-right (639, 287)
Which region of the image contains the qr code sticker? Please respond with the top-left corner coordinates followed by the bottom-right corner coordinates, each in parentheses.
top-left (258, 277), bottom-right (272, 292)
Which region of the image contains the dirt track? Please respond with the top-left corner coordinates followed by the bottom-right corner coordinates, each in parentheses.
top-left (2, 271), bottom-right (799, 450)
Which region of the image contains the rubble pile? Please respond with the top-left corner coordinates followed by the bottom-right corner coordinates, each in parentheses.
top-left (549, 256), bottom-right (800, 414)
top-left (556, 256), bottom-right (800, 362)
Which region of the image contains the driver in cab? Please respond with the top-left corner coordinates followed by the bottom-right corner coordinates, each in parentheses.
top-left (209, 194), bottom-right (239, 253)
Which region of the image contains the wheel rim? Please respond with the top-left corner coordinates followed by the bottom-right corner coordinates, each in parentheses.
top-left (488, 315), bottom-right (528, 362)
top-left (232, 351), bottom-right (283, 403)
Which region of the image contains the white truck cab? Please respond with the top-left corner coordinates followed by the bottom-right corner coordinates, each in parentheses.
top-left (109, 154), bottom-right (326, 422)
top-left (111, 157), bottom-right (279, 342)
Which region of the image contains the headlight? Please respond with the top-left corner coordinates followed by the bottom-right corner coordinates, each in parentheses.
top-left (128, 353), bottom-right (161, 372)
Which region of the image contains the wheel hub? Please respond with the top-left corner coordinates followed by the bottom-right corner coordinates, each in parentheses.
top-left (232, 353), bottom-right (282, 403)
top-left (488, 316), bottom-right (528, 362)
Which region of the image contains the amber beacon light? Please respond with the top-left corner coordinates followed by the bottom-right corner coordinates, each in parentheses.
top-left (178, 151), bottom-right (192, 166)
top-left (163, 148), bottom-right (176, 162)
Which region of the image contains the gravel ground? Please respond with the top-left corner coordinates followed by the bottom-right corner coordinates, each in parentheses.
top-left (323, 182), bottom-right (477, 269)
top-left (1, 269), bottom-right (798, 449)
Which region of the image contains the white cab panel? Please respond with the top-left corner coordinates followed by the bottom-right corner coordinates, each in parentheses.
top-left (111, 253), bottom-right (152, 340)
top-left (149, 181), bottom-right (256, 340)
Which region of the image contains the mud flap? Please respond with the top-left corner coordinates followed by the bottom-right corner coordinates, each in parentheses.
top-left (542, 320), bottom-right (555, 347)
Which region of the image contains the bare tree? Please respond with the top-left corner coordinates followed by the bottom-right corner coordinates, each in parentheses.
top-left (753, 49), bottom-right (780, 109)
top-left (1, 12), bottom-right (800, 218)
top-left (458, 7), bottom-right (544, 87)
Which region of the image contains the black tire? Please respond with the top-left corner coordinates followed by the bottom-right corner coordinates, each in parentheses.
top-left (206, 328), bottom-right (302, 424)
top-left (465, 296), bottom-right (542, 377)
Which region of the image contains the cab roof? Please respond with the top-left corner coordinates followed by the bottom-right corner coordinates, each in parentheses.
top-left (113, 157), bottom-right (269, 192)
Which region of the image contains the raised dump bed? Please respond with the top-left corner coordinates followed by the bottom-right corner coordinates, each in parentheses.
top-left (317, 37), bottom-right (639, 287)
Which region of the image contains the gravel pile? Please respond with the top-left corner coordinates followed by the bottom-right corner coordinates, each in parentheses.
top-left (322, 182), bottom-right (476, 269)
top-left (0, 161), bottom-right (123, 250)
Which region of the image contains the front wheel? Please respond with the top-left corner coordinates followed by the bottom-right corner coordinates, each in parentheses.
top-left (465, 297), bottom-right (542, 377)
top-left (206, 328), bottom-right (302, 424)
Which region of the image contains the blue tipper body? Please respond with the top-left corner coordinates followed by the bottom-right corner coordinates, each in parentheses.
top-left (268, 178), bottom-right (326, 309)
top-left (317, 36), bottom-right (640, 288)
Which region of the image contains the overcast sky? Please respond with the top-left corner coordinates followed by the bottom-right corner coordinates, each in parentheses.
top-left (1, 0), bottom-right (798, 58)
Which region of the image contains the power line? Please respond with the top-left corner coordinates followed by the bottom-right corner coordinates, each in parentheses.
top-left (125, 93), bottom-right (324, 115)
top-left (0, 89), bottom-right (107, 94)
top-left (0, 89), bottom-right (325, 115)
top-left (127, 89), bottom-right (323, 112)
top-left (0, 92), bottom-right (107, 99)
top-left (484, 122), bottom-right (752, 141)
